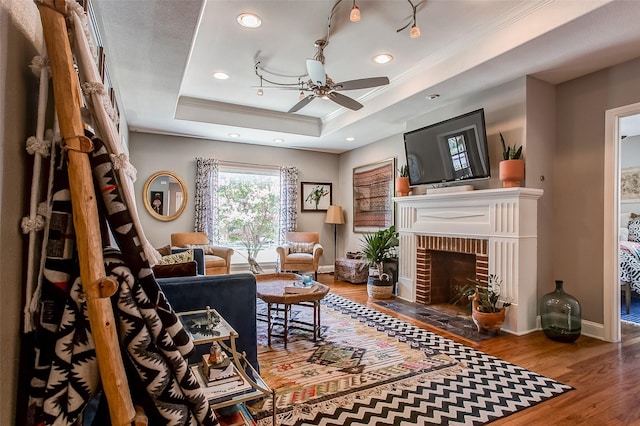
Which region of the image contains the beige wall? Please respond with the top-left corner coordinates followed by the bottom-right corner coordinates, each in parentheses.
top-left (525, 76), bottom-right (556, 307)
top-left (338, 77), bottom-right (531, 270)
top-left (129, 131), bottom-right (341, 265)
top-left (555, 56), bottom-right (640, 324)
top-left (1, 1), bottom-right (42, 424)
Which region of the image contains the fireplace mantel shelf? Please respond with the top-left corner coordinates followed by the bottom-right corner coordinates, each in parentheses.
top-left (394, 186), bottom-right (543, 335)
top-left (393, 187), bottom-right (543, 204)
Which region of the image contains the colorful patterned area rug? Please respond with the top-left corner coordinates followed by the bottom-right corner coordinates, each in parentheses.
top-left (254, 293), bottom-right (572, 426)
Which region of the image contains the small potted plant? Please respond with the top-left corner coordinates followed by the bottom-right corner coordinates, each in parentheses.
top-left (468, 274), bottom-right (511, 333)
top-left (360, 226), bottom-right (399, 299)
top-left (499, 131), bottom-right (524, 187)
top-left (396, 164), bottom-right (410, 196)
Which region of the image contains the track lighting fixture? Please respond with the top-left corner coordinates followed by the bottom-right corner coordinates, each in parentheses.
top-left (257, 76), bottom-right (264, 96)
top-left (397, 0), bottom-right (423, 39)
top-left (410, 23), bottom-right (420, 39)
top-left (350, 0), bottom-right (361, 22)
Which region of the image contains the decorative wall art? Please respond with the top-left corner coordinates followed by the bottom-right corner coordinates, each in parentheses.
top-left (301, 182), bottom-right (332, 212)
top-left (353, 158), bottom-right (395, 233)
top-left (621, 167), bottom-right (640, 202)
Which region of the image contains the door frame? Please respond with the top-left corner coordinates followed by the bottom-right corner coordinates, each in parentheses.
top-left (604, 101), bottom-right (640, 342)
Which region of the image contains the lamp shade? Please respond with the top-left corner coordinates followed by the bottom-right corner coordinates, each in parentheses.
top-left (325, 205), bottom-right (345, 225)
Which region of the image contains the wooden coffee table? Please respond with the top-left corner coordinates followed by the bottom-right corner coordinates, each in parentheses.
top-left (255, 273), bottom-right (329, 348)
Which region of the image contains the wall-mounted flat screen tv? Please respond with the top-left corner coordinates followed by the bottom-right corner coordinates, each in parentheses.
top-left (403, 108), bottom-right (491, 186)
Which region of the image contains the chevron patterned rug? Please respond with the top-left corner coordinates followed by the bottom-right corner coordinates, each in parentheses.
top-left (253, 293), bottom-right (571, 425)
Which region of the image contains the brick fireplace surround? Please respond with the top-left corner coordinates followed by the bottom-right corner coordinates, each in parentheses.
top-left (394, 187), bottom-right (543, 335)
top-left (416, 236), bottom-right (488, 305)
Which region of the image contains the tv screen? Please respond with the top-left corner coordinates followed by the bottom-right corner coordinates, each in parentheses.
top-left (403, 109), bottom-right (490, 186)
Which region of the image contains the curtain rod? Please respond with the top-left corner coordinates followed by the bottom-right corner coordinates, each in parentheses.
top-left (219, 159), bottom-right (286, 170)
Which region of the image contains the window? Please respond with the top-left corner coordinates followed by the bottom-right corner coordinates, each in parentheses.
top-left (448, 135), bottom-right (472, 179)
top-left (217, 165), bottom-right (281, 267)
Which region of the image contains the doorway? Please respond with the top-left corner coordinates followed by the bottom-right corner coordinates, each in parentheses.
top-left (604, 102), bottom-right (640, 342)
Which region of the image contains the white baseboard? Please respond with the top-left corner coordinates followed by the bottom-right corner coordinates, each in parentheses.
top-left (319, 265), bottom-right (334, 274)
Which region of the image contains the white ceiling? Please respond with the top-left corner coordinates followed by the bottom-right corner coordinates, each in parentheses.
top-left (91, 0), bottom-right (640, 153)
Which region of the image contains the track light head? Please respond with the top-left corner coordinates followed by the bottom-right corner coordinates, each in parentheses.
top-left (350, 2), bottom-right (361, 22)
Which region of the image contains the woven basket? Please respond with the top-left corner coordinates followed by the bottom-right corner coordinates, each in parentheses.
top-left (367, 283), bottom-right (393, 299)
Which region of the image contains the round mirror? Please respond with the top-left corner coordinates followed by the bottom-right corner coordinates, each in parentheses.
top-left (143, 171), bottom-right (188, 221)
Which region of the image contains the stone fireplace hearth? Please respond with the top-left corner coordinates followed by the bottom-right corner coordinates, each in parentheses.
top-left (394, 188), bottom-right (543, 335)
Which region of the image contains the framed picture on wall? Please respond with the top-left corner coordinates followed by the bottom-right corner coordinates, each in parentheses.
top-left (353, 158), bottom-right (395, 233)
top-left (622, 167), bottom-right (640, 202)
top-left (301, 182), bottom-right (332, 212)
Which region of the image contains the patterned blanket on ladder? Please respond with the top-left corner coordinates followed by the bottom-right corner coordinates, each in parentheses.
top-left (26, 133), bottom-right (218, 425)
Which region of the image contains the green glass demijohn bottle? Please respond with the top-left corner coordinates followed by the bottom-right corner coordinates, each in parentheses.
top-left (540, 280), bottom-right (581, 342)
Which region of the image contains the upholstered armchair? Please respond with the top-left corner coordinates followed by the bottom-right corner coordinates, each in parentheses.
top-left (170, 232), bottom-right (234, 275)
top-left (276, 231), bottom-right (323, 279)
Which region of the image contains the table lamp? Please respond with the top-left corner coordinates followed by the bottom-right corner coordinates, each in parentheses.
top-left (325, 205), bottom-right (345, 263)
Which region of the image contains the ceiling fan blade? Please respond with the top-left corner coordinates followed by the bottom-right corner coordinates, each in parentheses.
top-left (335, 77), bottom-right (390, 91)
top-left (288, 94), bottom-right (316, 113)
top-left (329, 92), bottom-right (363, 111)
top-left (306, 59), bottom-right (326, 87)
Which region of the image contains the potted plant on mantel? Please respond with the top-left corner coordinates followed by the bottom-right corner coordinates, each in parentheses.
top-left (396, 164), bottom-right (410, 196)
top-left (499, 131), bottom-right (524, 187)
top-left (360, 226), bottom-right (399, 299)
top-left (468, 274), bottom-right (512, 334)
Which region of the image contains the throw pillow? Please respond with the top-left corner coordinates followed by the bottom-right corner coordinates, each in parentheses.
top-left (156, 244), bottom-right (172, 256)
top-left (152, 261), bottom-right (197, 278)
top-left (157, 249), bottom-right (194, 265)
top-left (290, 242), bottom-right (314, 254)
top-left (628, 218), bottom-right (640, 242)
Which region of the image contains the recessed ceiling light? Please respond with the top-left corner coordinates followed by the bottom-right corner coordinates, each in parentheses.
top-left (373, 54), bottom-right (393, 64)
top-left (237, 13), bottom-right (262, 28)
top-left (273, 138), bottom-right (285, 143)
top-left (426, 94), bottom-right (440, 100)
top-left (228, 133), bottom-right (240, 138)
top-left (346, 136), bottom-right (355, 141)
top-left (213, 72), bottom-right (230, 80)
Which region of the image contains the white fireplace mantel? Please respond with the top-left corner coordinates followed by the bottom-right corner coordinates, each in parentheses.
top-left (394, 187), bottom-right (543, 335)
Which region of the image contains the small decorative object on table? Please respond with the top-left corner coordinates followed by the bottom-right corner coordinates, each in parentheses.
top-left (176, 307), bottom-right (275, 423)
top-left (540, 280), bottom-right (581, 342)
top-left (468, 274), bottom-right (511, 334)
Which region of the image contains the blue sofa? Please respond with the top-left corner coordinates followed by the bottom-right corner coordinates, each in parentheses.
top-left (158, 271), bottom-right (259, 371)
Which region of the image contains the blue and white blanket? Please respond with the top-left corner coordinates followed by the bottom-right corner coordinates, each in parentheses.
top-left (620, 240), bottom-right (640, 294)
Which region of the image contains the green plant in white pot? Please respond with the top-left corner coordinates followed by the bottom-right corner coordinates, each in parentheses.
top-left (360, 226), bottom-right (399, 299)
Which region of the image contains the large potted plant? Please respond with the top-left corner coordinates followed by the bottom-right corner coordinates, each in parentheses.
top-left (498, 131), bottom-right (524, 187)
top-left (360, 226), bottom-right (399, 299)
top-left (468, 274), bottom-right (511, 333)
top-left (396, 164), bottom-right (410, 196)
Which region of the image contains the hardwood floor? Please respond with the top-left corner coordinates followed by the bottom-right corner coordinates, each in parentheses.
top-left (316, 273), bottom-right (640, 425)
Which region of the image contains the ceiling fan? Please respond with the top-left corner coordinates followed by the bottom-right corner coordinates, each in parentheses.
top-left (287, 39), bottom-right (390, 113)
